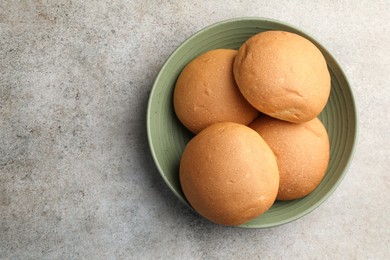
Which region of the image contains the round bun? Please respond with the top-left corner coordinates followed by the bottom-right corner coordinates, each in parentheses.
top-left (249, 115), bottom-right (330, 200)
top-left (179, 122), bottom-right (279, 226)
top-left (234, 31), bottom-right (331, 123)
top-left (174, 49), bottom-right (259, 134)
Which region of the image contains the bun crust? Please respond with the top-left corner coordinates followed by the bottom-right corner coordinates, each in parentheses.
top-left (250, 115), bottom-right (330, 200)
top-left (234, 31), bottom-right (331, 123)
top-left (174, 49), bottom-right (259, 134)
top-left (179, 122), bottom-right (279, 226)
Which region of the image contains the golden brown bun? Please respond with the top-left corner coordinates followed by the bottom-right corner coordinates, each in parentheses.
top-left (249, 115), bottom-right (330, 200)
top-left (234, 31), bottom-right (331, 123)
top-left (174, 49), bottom-right (259, 134)
top-left (179, 122), bottom-right (279, 226)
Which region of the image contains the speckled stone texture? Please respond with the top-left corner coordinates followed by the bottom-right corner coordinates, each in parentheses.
top-left (1, 1), bottom-right (389, 259)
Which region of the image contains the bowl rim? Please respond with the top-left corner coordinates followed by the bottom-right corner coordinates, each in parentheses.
top-left (146, 17), bottom-right (358, 228)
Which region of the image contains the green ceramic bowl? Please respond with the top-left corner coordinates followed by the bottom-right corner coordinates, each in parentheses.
top-left (147, 17), bottom-right (357, 228)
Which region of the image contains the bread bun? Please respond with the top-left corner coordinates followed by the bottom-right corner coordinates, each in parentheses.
top-left (179, 122), bottom-right (279, 226)
top-left (249, 115), bottom-right (330, 200)
top-left (174, 49), bottom-right (259, 134)
top-left (234, 31), bottom-right (331, 123)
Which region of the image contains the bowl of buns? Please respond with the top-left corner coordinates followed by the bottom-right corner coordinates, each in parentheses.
top-left (147, 17), bottom-right (357, 228)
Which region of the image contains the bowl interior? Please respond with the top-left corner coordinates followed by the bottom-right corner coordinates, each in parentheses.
top-left (147, 18), bottom-right (357, 228)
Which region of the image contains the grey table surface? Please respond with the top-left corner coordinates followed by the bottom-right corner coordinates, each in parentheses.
top-left (1, 1), bottom-right (389, 259)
